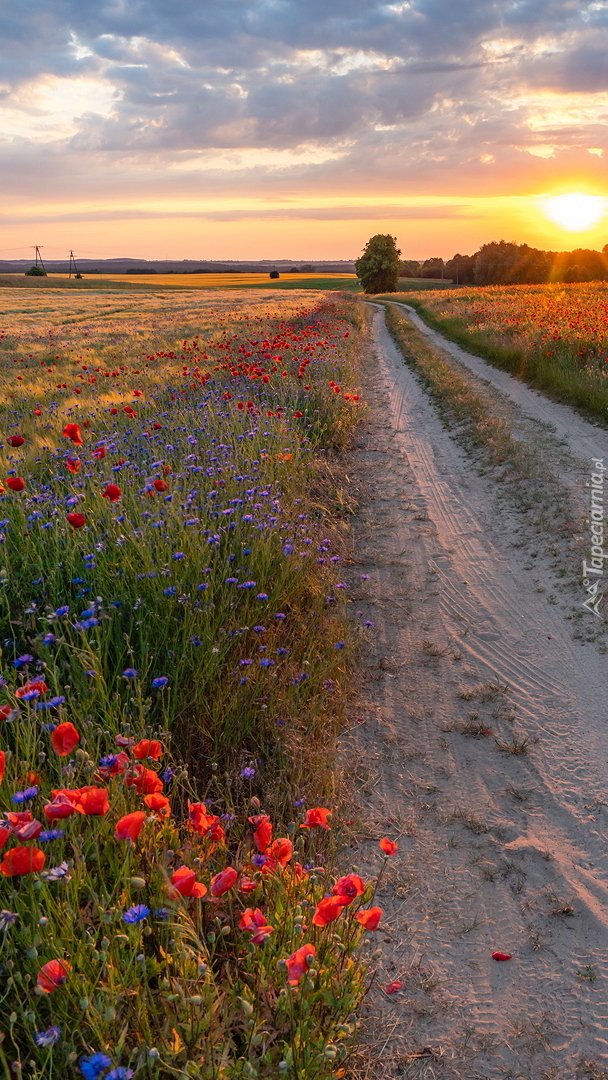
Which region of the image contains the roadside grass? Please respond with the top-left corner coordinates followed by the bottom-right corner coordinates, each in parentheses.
top-left (381, 284), bottom-right (608, 426)
top-left (0, 289), bottom-right (386, 1078)
top-left (379, 302), bottom-right (584, 547)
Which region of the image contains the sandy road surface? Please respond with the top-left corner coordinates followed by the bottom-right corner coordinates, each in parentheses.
top-left (344, 307), bottom-right (608, 1079)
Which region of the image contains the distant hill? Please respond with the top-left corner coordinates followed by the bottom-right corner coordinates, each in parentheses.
top-left (0, 258), bottom-right (356, 275)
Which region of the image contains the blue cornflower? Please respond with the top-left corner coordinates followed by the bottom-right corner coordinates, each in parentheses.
top-left (256, 592), bottom-right (268, 601)
top-left (12, 654), bottom-right (33, 669)
top-left (275, 613), bottom-right (286, 620)
top-left (260, 658), bottom-right (274, 667)
top-left (294, 797), bottom-right (307, 807)
top-left (160, 767), bottom-right (174, 785)
top-left (253, 626), bottom-right (265, 633)
top-left (35, 1026), bottom-right (61, 1047)
top-left (252, 853), bottom-right (268, 867)
top-left (238, 581), bottom-right (256, 589)
top-left (153, 907), bottom-right (170, 921)
top-left (239, 659), bottom-right (253, 666)
top-left (85, 669), bottom-right (97, 678)
top-left (39, 829), bottom-right (64, 841)
top-left (122, 904), bottom-right (150, 924)
top-left (225, 577), bottom-right (238, 584)
top-left (122, 668), bottom-right (138, 679)
top-left (42, 633), bottom-right (56, 645)
top-left (163, 586), bottom-right (177, 596)
top-left (172, 552), bottom-right (186, 560)
top-left (79, 1052), bottom-right (112, 1079)
top-left (334, 641), bottom-right (345, 649)
top-left (107, 1069), bottom-right (134, 1080)
top-left (240, 766), bottom-right (256, 779)
top-left (12, 786), bottom-right (38, 804)
top-left (197, 583), bottom-right (208, 591)
top-left (151, 676), bottom-right (169, 689)
top-left (276, 648), bottom-right (290, 655)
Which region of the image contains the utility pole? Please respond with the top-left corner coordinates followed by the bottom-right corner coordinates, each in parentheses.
top-left (32, 245), bottom-right (46, 274)
top-left (68, 250), bottom-right (79, 278)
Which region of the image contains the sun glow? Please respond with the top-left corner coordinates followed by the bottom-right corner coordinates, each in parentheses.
top-left (541, 193), bottom-right (608, 233)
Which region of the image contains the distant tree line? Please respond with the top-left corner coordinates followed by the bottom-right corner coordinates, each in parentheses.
top-left (400, 241), bottom-right (608, 286)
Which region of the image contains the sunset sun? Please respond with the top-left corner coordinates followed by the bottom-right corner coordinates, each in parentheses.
top-left (541, 192), bottom-right (607, 232)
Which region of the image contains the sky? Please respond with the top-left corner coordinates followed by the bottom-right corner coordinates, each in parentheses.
top-left (3, 0), bottom-right (608, 261)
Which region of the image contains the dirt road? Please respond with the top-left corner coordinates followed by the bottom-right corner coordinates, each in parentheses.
top-left (344, 305), bottom-right (608, 1079)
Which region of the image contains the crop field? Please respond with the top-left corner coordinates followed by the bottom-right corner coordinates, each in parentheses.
top-left (1, 274), bottom-right (361, 294)
top-left (398, 281), bottom-right (608, 422)
top-left (0, 287), bottom-right (389, 1078)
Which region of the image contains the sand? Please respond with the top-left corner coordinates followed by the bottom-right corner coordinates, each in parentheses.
top-left (343, 306), bottom-right (608, 1079)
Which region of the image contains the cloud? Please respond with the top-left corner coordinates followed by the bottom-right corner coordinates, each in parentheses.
top-left (3, 0), bottom-right (608, 246)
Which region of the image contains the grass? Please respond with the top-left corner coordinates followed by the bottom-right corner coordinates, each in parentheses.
top-left (0, 287), bottom-right (385, 1077)
top-left (385, 282), bottom-right (608, 425)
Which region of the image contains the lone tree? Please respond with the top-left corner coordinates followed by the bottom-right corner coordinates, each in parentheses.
top-left (355, 234), bottom-right (401, 293)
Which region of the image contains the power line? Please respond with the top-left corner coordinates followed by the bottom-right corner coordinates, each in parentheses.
top-left (31, 245), bottom-right (46, 274)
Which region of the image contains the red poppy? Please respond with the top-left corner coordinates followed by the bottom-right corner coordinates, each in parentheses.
top-left (265, 837), bottom-right (293, 868)
top-left (0, 750), bottom-right (4, 783)
top-left (170, 865), bottom-right (207, 898)
top-left (6, 477), bottom-right (25, 492)
top-left (188, 802), bottom-right (225, 845)
top-left (66, 513), bottom-right (86, 529)
top-left (153, 479), bottom-right (168, 492)
top-left (0, 846), bottom-right (46, 876)
top-left (355, 907), bottom-right (382, 931)
top-left (34, 409), bottom-right (42, 416)
top-left (114, 811), bottom-right (145, 841)
top-left (153, 423), bottom-right (163, 429)
top-left (332, 874), bottom-right (365, 902)
top-left (379, 838), bottom-right (398, 856)
top-left (143, 792), bottom-right (171, 817)
top-left (239, 907), bottom-right (274, 944)
top-left (43, 793), bottom-right (77, 821)
top-left (492, 951), bottom-right (512, 961)
top-left (239, 876), bottom-right (258, 893)
top-left (50, 722), bottom-right (80, 756)
top-left (7, 436), bottom-right (24, 447)
top-left (209, 867), bottom-right (238, 897)
top-left (250, 813), bottom-right (272, 853)
top-left (133, 739), bottom-right (163, 761)
top-left (285, 943), bottom-right (316, 986)
top-left (0, 704), bottom-right (19, 721)
top-left (62, 423), bottom-right (83, 445)
top-left (37, 959), bottom-right (70, 993)
top-left (102, 483), bottom-right (121, 502)
top-left (98, 751), bottom-right (130, 778)
top-left (0, 827), bottom-right (10, 850)
top-left (312, 895), bottom-right (350, 927)
top-left (15, 679), bottom-right (48, 699)
top-left (123, 406), bottom-right (136, 417)
top-left (10, 816), bottom-right (42, 841)
top-left (91, 445), bottom-right (106, 459)
top-left (65, 458), bottom-right (81, 474)
top-left (74, 786), bottom-right (110, 816)
top-left (109, 408), bottom-right (118, 415)
top-left (126, 765), bottom-right (163, 795)
top-left (385, 980), bottom-right (402, 994)
top-left (300, 807), bottom-right (331, 830)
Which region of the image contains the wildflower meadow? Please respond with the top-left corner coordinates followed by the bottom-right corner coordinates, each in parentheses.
top-left (402, 281), bottom-right (608, 421)
top-left (0, 287), bottom-right (391, 1079)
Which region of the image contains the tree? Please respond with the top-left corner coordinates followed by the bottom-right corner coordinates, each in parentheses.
top-left (355, 234), bottom-right (401, 294)
top-left (25, 266), bottom-right (46, 277)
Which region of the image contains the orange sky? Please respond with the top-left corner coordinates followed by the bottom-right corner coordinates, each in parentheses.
top-left (2, 3), bottom-right (608, 260)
